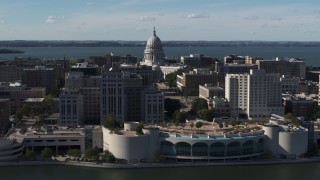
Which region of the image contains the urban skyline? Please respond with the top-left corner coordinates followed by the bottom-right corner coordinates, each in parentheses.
top-left (0, 0), bottom-right (320, 41)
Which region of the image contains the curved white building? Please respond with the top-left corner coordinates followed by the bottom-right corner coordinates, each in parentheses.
top-left (103, 123), bottom-right (265, 162)
top-left (0, 138), bottom-right (24, 161)
top-left (103, 125), bottom-right (159, 163)
top-left (143, 27), bottom-right (165, 66)
top-left (262, 124), bottom-right (308, 158)
top-left (160, 132), bottom-right (265, 161)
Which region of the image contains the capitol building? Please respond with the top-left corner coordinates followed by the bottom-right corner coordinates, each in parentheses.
top-left (142, 27), bottom-right (165, 66)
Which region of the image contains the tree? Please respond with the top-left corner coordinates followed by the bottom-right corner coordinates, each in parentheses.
top-left (174, 111), bottom-right (188, 124)
top-left (103, 114), bottom-right (116, 129)
top-left (197, 109), bottom-right (215, 122)
top-left (102, 150), bottom-right (116, 163)
top-left (41, 147), bottom-right (53, 160)
top-left (67, 149), bottom-right (82, 158)
top-left (164, 98), bottom-right (181, 118)
top-left (190, 122), bottom-right (194, 129)
top-left (43, 95), bottom-right (55, 114)
top-left (15, 109), bottom-right (23, 124)
top-left (25, 149), bottom-right (36, 160)
top-left (136, 125), bottom-right (144, 135)
top-left (191, 98), bottom-right (208, 113)
top-left (284, 113), bottom-right (301, 127)
top-left (195, 121), bottom-right (203, 130)
top-left (165, 72), bottom-right (177, 88)
top-left (84, 147), bottom-right (100, 161)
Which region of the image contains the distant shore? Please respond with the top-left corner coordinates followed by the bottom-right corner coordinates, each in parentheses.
top-left (0, 49), bottom-right (24, 54)
top-left (1, 157), bottom-right (320, 169)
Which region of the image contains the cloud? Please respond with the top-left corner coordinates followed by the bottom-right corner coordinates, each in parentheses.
top-left (270, 17), bottom-right (282, 21)
top-left (136, 27), bottom-right (147, 31)
top-left (0, 20), bottom-right (5, 24)
top-left (186, 13), bottom-right (210, 19)
top-left (45, 16), bottom-right (55, 23)
top-left (140, 16), bottom-right (156, 21)
top-left (86, 2), bottom-right (93, 6)
top-left (244, 16), bottom-right (259, 20)
top-left (314, 10), bottom-right (320, 14)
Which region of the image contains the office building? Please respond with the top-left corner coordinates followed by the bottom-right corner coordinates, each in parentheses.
top-left (177, 68), bottom-right (219, 95)
top-left (0, 99), bottom-right (10, 135)
top-left (256, 58), bottom-right (306, 79)
top-left (142, 88), bottom-right (164, 123)
top-left (59, 89), bottom-right (83, 126)
top-left (225, 69), bottom-right (284, 119)
top-left (22, 66), bottom-right (57, 95)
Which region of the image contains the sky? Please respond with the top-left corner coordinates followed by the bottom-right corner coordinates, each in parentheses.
top-left (0, 0), bottom-right (320, 41)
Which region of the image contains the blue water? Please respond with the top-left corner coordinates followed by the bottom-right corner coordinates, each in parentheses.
top-left (0, 46), bottom-right (319, 66)
top-left (1, 163), bottom-right (320, 180)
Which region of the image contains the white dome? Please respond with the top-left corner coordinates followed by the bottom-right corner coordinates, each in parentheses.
top-left (143, 27), bottom-right (165, 66)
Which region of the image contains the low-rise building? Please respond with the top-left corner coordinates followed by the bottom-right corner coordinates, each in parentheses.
top-left (199, 84), bottom-right (225, 99)
top-left (0, 82), bottom-right (46, 113)
top-left (177, 68), bottom-right (219, 95)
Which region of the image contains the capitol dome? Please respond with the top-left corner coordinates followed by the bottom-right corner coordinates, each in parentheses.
top-left (143, 27), bottom-right (165, 66)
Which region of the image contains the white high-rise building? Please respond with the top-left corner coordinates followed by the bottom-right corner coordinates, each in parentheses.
top-left (225, 69), bottom-right (284, 119)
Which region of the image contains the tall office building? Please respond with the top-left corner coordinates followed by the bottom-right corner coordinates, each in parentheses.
top-left (59, 89), bottom-right (83, 127)
top-left (123, 72), bottom-right (145, 122)
top-left (225, 69), bottom-right (283, 119)
top-left (100, 66), bottom-right (125, 123)
top-left (0, 65), bottom-right (18, 82)
top-left (64, 72), bottom-right (100, 125)
top-left (142, 87), bottom-right (164, 123)
top-left (22, 66), bottom-right (57, 95)
top-left (0, 99), bottom-right (10, 135)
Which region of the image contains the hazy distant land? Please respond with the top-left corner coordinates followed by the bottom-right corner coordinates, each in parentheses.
top-left (0, 40), bottom-right (320, 47)
top-left (0, 49), bottom-right (24, 54)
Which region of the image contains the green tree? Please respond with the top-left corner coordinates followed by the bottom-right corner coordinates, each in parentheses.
top-left (219, 122), bottom-right (223, 128)
top-left (197, 109), bottom-right (215, 122)
top-left (43, 94), bottom-right (55, 114)
top-left (67, 149), bottom-right (82, 158)
top-left (15, 109), bottom-right (23, 124)
top-left (25, 149), bottom-right (36, 160)
top-left (191, 98), bottom-right (208, 113)
top-left (190, 122), bottom-right (194, 129)
top-left (84, 147), bottom-right (100, 161)
top-left (284, 113), bottom-right (301, 127)
top-left (195, 121), bottom-right (203, 130)
top-left (164, 98), bottom-right (181, 118)
top-left (135, 125), bottom-right (144, 135)
top-left (102, 150), bottom-right (116, 163)
top-left (174, 111), bottom-right (188, 124)
top-left (103, 114), bottom-right (116, 129)
top-left (41, 147), bottom-right (53, 160)
top-left (165, 72), bottom-right (177, 88)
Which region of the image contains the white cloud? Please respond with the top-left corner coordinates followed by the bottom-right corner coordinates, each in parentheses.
top-left (140, 16), bottom-right (156, 21)
top-left (270, 17), bottom-right (282, 21)
top-left (244, 16), bottom-right (259, 20)
top-left (186, 13), bottom-right (210, 19)
top-left (0, 20), bottom-right (5, 24)
top-left (136, 27), bottom-right (147, 31)
top-left (45, 16), bottom-right (55, 23)
top-left (86, 2), bottom-right (93, 6)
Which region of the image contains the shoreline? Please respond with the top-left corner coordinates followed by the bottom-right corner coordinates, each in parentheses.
top-left (1, 157), bottom-right (320, 169)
